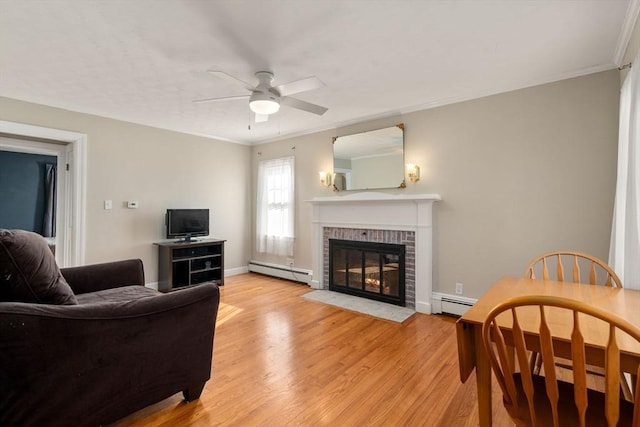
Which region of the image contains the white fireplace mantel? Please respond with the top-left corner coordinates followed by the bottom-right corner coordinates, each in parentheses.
top-left (308, 192), bottom-right (441, 314)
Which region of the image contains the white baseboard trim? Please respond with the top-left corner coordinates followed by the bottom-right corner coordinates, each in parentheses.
top-left (415, 300), bottom-right (432, 315)
top-left (431, 292), bottom-right (477, 316)
top-left (226, 266), bottom-right (248, 277)
top-left (248, 260), bottom-right (312, 284)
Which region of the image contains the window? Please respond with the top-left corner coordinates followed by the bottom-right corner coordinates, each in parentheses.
top-left (256, 156), bottom-right (295, 256)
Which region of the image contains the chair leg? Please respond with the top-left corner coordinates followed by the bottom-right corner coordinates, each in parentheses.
top-left (620, 372), bottom-right (634, 401)
top-left (529, 352), bottom-right (537, 373)
top-left (536, 354), bottom-right (544, 375)
top-left (529, 351), bottom-right (542, 375)
top-left (183, 382), bottom-right (206, 402)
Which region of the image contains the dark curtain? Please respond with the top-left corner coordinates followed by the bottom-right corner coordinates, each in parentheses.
top-left (42, 163), bottom-right (56, 237)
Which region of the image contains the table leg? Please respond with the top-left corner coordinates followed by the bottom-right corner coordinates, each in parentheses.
top-left (473, 325), bottom-right (492, 427)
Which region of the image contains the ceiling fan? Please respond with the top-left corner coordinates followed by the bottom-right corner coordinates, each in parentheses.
top-left (194, 71), bottom-right (328, 123)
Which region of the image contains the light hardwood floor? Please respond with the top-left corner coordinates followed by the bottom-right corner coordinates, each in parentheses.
top-left (110, 273), bottom-right (512, 426)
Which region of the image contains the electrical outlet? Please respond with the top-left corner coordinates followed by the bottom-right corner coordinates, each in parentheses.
top-left (455, 282), bottom-right (464, 295)
top-left (286, 257), bottom-right (294, 267)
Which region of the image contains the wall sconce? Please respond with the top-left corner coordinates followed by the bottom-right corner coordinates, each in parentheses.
top-left (407, 164), bottom-right (420, 183)
top-left (319, 171), bottom-right (332, 187)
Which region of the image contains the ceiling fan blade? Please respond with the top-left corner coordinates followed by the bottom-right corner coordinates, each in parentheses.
top-left (207, 70), bottom-right (256, 92)
top-left (272, 76), bottom-right (325, 97)
top-left (193, 94), bottom-right (250, 104)
top-left (280, 96), bottom-right (328, 116)
top-left (254, 113), bottom-right (269, 123)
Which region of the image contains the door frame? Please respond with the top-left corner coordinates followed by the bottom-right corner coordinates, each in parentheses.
top-left (0, 121), bottom-right (87, 267)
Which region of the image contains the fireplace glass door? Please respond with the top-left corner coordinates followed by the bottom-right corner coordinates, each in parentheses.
top-left (329, 239), bottom-right (405, 306)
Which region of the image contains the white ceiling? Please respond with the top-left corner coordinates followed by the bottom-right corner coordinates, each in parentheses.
top-left (0, 0), bottom-right (637, 145)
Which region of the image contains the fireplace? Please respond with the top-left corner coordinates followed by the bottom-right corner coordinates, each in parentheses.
top-left (329, 239), bottom-right (406, 306)
top-left (309, 192), bottom-right (441, 313)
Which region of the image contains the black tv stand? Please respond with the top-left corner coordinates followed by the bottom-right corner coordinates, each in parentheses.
top-left (154, 239), bottom-right (225, 292)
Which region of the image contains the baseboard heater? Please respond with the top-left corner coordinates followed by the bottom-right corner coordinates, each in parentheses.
top-left (247, 260), bottom-right (312, 285)
top-left (432, 293), bottom-right (477, 316)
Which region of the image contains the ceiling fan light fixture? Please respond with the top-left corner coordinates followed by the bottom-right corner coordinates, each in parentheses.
top-left (249, 92), bottom-right (280, 115)
top-left (250, 99), bottom-right (280, 115)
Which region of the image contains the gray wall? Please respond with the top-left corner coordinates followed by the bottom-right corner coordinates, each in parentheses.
top-left (0, 150), bottom-right (56, 234)
top-left (251, 70), bottom-right (620, 299)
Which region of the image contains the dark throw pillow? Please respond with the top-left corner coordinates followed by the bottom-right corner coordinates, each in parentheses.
top-left (0, 229), bottom-right (77, 304)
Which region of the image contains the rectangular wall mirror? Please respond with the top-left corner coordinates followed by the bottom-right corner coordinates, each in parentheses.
top-left (332, 124), bottom-right (405, 191)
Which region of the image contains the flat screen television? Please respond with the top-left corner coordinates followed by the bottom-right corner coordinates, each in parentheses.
top-left (166, 209), bottom-right (209, 242)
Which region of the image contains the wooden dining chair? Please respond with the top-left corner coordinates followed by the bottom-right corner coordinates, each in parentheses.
top-left (523, 250), bottom-right (622, 288)
top-left (524, 251), bottom-right (626, 383)
top-left (482, 295), bottom-right (640, 427)
top-left (522, 251), bottom-right (632, 401)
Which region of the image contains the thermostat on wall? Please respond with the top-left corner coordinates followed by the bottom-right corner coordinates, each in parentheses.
top-left (127, 201), bottom-right (139, 209)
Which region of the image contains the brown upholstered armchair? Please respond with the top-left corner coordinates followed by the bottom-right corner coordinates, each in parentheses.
top-left (0, 230), bottom-right (220, 427)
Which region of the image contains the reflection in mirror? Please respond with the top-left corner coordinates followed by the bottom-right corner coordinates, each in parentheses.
top-left (332, 124), bottom-right (404, 191)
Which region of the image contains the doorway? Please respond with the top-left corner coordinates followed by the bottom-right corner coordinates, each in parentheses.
top-left (0, 121), bottom-right (86, 267)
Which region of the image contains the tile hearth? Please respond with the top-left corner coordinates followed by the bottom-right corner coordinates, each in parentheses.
top-left (302, 290), bottom-right (415, 323)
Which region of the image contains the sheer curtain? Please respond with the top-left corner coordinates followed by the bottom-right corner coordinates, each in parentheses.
top-left (256, 156), bottom-right (295, 256)
top-left (610, 53), bottom-right (640, 289)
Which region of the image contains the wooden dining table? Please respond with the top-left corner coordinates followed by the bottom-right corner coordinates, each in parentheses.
top-left (456, 276), bottom-right (640, 427)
